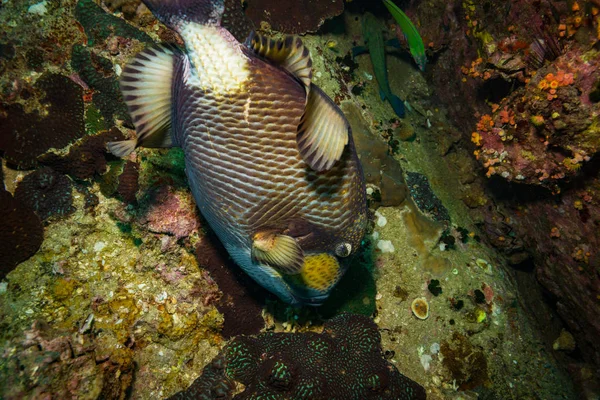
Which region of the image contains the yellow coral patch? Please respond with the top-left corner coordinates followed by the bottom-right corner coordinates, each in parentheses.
top-left (299, 253), bottom-right (342, 292)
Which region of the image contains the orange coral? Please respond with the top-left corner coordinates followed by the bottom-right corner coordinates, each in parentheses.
top-left (498, 107), bottom-right (515, 125)
top-left (476, 114), bottom-right (494, 132)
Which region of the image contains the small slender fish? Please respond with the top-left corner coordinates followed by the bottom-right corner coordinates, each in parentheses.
top-left (108, 0), bottom-right (368, 305)
top-left (383, 0), bottom-right (427, 72)
top-left (354, 12), bottom-right (406, 118)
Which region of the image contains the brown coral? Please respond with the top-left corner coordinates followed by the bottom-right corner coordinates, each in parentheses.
top-left (0, 74), bottom-right (85, 169)
top-left (117, 160), bottom-right (139, 204)
top-left (14, 167), bottom-right (75, 221)
top-left (244, 0), bottom-right (344, 34)
top-left (40, 128), bottom-right (126, 181)
top-left (0, 190), bottom-right (43, 278)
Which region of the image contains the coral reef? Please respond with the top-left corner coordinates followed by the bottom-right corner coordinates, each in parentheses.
top-left (244, 0), bottom-right (345, 34)
top-left (406, 172), bottom-right (451, 223)
top-left (71, 45), bottom-right (131, 127)
top-left (407, 0), bottom-right (600, 376)
top-left (0, 190), bottom-right (43, 279)
top-left (140, 185), bottom-right (200, 239)
top-left (0, 321), bottom-right (134, 399)
top-left (168, 313), bottom-right (426, 400)
top-left (74, 0), bottom-right (152, 45)
top-left (14, 167), bottom-right (75, 221)
top-left (471, 55), bottom-right (599, 190)
top-left (40, 128), bottom-right (126, 181)
top-left (0, 73), bottom-right (85, 169)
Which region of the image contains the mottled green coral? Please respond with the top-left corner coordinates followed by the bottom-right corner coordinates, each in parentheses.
top-left (74, 0), bottom-right (152, 46)
top-left (71, 44), bottom-right (130, 125)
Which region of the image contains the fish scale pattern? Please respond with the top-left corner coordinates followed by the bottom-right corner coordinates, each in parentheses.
top-left (167, 313), bottom-right (426, 400)
top-left (170, 25), bottom-right (366, 303)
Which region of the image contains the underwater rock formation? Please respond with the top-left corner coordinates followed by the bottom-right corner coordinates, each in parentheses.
top-left (342, 101), bottom-right (409, 207)
top-left (168, 313), bottom-right (426, 400)
top-left (410, 0), bottom-right (600, 372)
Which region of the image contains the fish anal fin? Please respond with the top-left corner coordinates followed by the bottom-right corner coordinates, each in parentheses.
top-left (252, 232), bottom-right (304, 275)
top-left (297, 84), bottom-right (349, 172)
top-left (246, 31), bottom-right (312, 93)
top-left (107, 139), bottom-right (137, 157)
top-left (110, 44), bottom-right (180, 158)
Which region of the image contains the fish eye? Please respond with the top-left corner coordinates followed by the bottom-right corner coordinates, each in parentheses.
top-left (335, 242), bottom-right (352, 257)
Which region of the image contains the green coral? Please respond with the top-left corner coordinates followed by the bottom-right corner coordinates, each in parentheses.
top-left (74, 0), bottom-right (152, 46)
top-left (84, 103), bottom-right (107, 134)
top-left (71, 44), bottom-right (130, 125)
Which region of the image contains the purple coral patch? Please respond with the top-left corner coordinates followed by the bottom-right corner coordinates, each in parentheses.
top-left (141, 185), bottom-right (200, 239)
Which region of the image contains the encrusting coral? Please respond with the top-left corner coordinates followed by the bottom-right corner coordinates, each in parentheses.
top-left (0, 190), bottom-right (43, 279)
top-left (168, 313), bottom-right (426, 400)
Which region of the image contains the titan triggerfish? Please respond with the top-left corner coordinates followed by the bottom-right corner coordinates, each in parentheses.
top-left (108, 0), bottom-right (368, 305)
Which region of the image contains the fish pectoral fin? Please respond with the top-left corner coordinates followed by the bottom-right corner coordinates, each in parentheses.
top-left (109, 45), bottom-right (182, 158)
top-left (297, 84), bottom-right (350, 172)
top-left (246, 31), bottom-right (312, 94)
top-left (252, 233), bottom-right (304, 275)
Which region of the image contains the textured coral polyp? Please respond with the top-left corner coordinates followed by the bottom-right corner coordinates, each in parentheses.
top-left (168, 313), bottom-right (426, 399)
top-left (0, 190), bottom-right (43, 278)
top-left (0, 74), bottom-right (85, 169)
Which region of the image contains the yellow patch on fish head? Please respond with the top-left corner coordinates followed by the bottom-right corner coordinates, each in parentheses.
top-left (179, 23), bottom-right (249, 94)
top-left (298, 253), bottom-right (342, 293)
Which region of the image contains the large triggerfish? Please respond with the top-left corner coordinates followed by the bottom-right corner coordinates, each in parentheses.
top-left (108, 0), bottom-right (368, 305)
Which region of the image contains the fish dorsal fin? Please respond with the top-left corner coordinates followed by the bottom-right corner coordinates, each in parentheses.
top-left (297, 84), bottom-right (350, 171)
top-left (246, 31), bottom-right (312, 92)
top-left (107, 45), bottom-right (180, 157)
top-left (252, 232), bottom-right (304, 275)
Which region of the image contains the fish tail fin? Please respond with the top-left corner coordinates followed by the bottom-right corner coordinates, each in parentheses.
top-left (142, 0), bottom-right (224, 28)
top-left (389, 94), bottom-right (406, 118)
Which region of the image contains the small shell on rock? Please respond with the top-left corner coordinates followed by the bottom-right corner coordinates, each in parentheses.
top-left (411, 297), bottom-right (430, 320)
